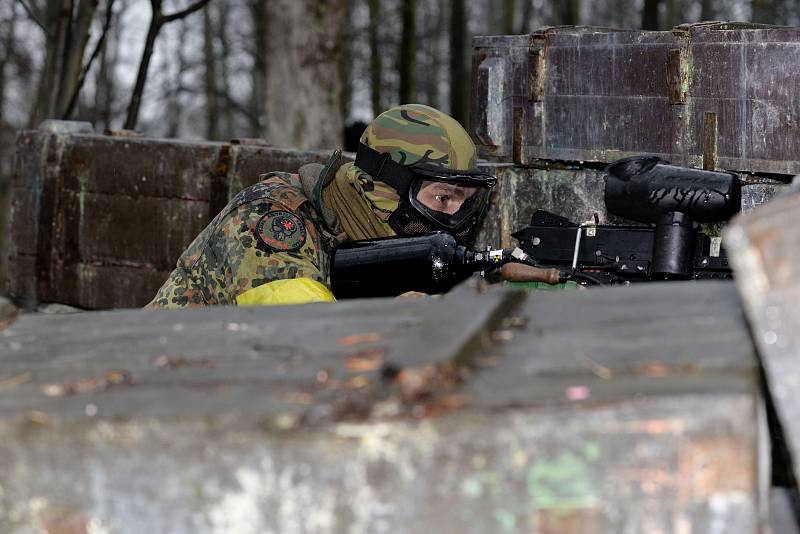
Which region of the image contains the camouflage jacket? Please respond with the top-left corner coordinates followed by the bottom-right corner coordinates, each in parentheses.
top-left (147, 171), bottom-right (342, 309)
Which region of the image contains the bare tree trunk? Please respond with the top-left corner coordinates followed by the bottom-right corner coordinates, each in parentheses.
top-left (57, 0), bottom-right (99, 117)
top-left (123, 0), bottom-right (211, 130)
top-left (666, 0), bottom-right (683, 28)
top-left (248, 0), bottom-right (268, 136)
top-left (339, 0), bottom-right (351, 122)
top-left (642, 0), bottom-right (662, 29)
top-left (700, 0), bottom-right (714, 20)
top-left (216, 0), bottom-right (233, 138)
top-left (424, 0), bottom-right (445, 107)
top-left (47, 0), bottom-right (72, 118)
top-left (203, 4), bottom-right (219, 140)
top-left (264, 0), bottom-right (345, 149)
top-left (124, 2), bottom-right (161, 130)
top-left (519, 0), bottom-right (533, 33)
top-left (27, 0), bottom-right (104, 126)
top-left (751, 0), bottom-right (775, 23)
top-left (165, 19), bottom-right (188, 138)
top-left (94, 0), bottom-right (123, 130)
top-left (398, 0), bottom-right (416, 104)
top-left (449, 0), bottom-right (466, 125)
top-left (93, 22), bottom-right (112, 128)
top-left (29, 0), bottom-right (67, 126)
top-left (62, 0), bottom-right (114, 119)
top-left (503, 0), bottom-right (515, 34)
top-left (0, 2), bottom-right (19, 131)
top-left (368, 0), bottom-right (382, 116)
top-left (559, 0), bottom-right (579, 25)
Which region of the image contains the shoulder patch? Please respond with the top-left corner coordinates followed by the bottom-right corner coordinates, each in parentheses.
top-left (254, 210), bottom-right (307, 252)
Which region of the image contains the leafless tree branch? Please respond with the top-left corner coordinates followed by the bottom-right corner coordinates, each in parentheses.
top-left (161, 0), bottom-right (212, 25)
top-left (62, 0), bottom-right (115, 118)
top-left (15, 0), bottom-right (51, 37)
top-left (124, 0), bottom-right (213, 129)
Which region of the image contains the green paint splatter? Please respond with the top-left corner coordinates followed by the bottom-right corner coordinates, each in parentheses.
top-left (494, 509), bottom-right (516, 531)
top-left (584, 443), bottom-right (601, 462)
top-left (461, 477), bottom-right (483, 498)
top-left (528, 451), bottom-right (599, 509)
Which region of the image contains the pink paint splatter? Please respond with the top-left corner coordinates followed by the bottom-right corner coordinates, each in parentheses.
top-left (566, 385), bottom-right (590, 401)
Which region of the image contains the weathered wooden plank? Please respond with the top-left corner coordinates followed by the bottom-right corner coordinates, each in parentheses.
top-left (33, 132), bottom-right (65, 309)
top-left (49, 263), bottom-right (174, 309)
top-left (544, 31), bottom-right (676, 97)
top-left (6, 187), bottom-right (38, 256)
top-left (472, 24), bottom-right (800, 174)
top-left (464, 282), bottom-right (756, 402)
top-left (12, 131), bottom-right (46, 190)
top-left (0, 395), bottom-right (761, 534)
top-left (227, 144), bottom-right (340, 194)
top-left (57, 134), bottom-right (219, 199)
top-left (538, 95), bottom-right (674, 156)
top-left (0, 282), bottom-right (765, 532)
top-left (725, 191), bottom-right (800, 494)
top-left (4, 255), bottom-right (36, 308)
top-left (0, 285), bottom-right (519, 417)
top-left (61, 191), bottom-right (208, 271)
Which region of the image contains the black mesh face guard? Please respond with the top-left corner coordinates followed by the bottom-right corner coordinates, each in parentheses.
top-left (388, 197), bottom-right (485, 244)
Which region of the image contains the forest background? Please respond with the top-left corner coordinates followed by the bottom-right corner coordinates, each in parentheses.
top-left (0, 0), bottom-right (798, 286)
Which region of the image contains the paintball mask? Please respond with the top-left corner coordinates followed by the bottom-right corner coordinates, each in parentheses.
top-left (355, 104), bottom-right (496, 243)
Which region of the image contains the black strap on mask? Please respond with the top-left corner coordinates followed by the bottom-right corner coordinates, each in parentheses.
top-left (354, 143), bottom-right (413, 195)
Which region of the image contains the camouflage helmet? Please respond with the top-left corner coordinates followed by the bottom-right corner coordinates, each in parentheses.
top-left (360, 103), bottom-right (479, 171)
top-left (353, 104), bottom-right (495, 242)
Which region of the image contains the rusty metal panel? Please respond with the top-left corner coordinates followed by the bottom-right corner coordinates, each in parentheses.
top-left (472, 24), bottom-right (800, 174)
top-left (0, 281), bottom-right (766, 532)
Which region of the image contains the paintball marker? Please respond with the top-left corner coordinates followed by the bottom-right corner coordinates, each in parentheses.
top-left (331, 233), bottom-right (561, 299)
top-left (513, 156), bottom-right (741, 285)
top-left (330, 156), bottom-right (742, 297)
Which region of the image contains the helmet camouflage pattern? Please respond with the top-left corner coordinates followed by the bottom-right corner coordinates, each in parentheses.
top-left (361, 103), bottom-right (479, 172)
top-left (351, 104), bottom-right (482, 220)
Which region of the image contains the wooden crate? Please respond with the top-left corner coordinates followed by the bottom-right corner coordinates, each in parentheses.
top-left (472, 23), bottom-right (800, 174)
top-left (6, 126), bottom-right (336, 309)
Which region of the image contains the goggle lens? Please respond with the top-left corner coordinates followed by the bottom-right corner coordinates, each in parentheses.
top-left (409, 178), bottom-right (490, 229)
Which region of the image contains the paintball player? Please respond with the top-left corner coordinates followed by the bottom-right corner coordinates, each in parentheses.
top-left (146, 104), bottom-right (497, 308)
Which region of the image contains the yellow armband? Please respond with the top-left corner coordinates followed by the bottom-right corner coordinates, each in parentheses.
top-left (236, 278), bottom-right (336, 306)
